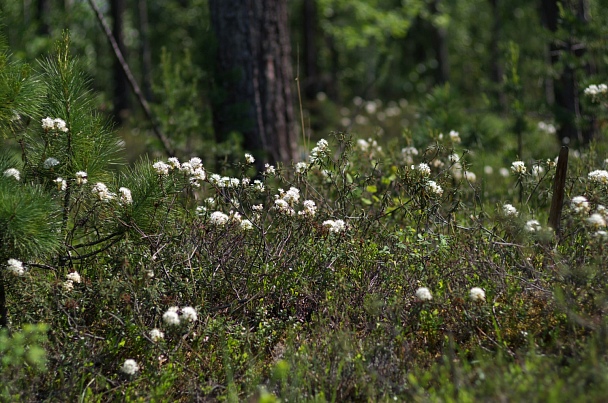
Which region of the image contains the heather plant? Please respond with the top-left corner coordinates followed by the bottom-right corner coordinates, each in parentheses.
top-left (3, 36), bottom-right (608, 401)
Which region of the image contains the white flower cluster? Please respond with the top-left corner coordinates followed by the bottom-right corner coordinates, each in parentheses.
top-left (425, 180), bottom-right (443, 197)
top-left (7, 258), bottom-right (25, 276)
top-left (264, 164), bottom-right (276, 175)
top-left (463, 171), bottom-right (477, 183)
top-left (415, 287), bottom-right (433, 301)
top-left (322, 219), bottom-right (347, 233)
top-left (245, 153), bottom-right (255, 164)
top-left (298, 200), bottom-right (317, 217)
top-left (3, 168), bottom-right (20, 181)
top-left (149, 328), bottom-right (164, 342)
top-left (469, 287), bottom-right (486, 302)
top-left (401, 146), bottom-right (419, 165)
top-left (309, 139), bottom-right (330, 163)
top-left (571, 196), bottom-right (590, 214)
top-left (295, 161), bottom-right (309, 174)
top-left (53, 177), bottom-right (67, 191)
top-left (589, 170), bottom-right (608, 185)
top-left (531, 165), bottom-right (544, 178)
top-left (209, 174), bottom-right (239, 188)
top-left (587, 213), bottom-right (606, 229)
top-left (511, 161), bottom-right (526, 174)
top-left (415, 287), bottom-right (486, 302)
top-left (75, 171), bottom-right (88, 185)
top-left (153, 157), bottom-right (207, 186)
top-left (209, 211), bottom-right (229, 226)
top-left (584, 83), bottom-right (608, 101)
top-left (356, 138), bottom-right (381, 155)
top-left (41, 117), bottom-right (69, 132)
top-left (537, 121), bottom-right (556, 135)
top-left (119, 187), bottom-right (133, 205)
top-left (525, 219), bottom-right (541, 232)
top-left (416, 163), bottom-right (431, 177)
top-left (63, 271), bottom-right (82, 292)
top-left (162, 306), bottom-right (198, 326)
top-left (448, 130), bottom-right (461, 143)
top-left (502, 203), bottom-right (518, 217)
top-left (120, 359), bottom-right (140, 375)
top-left (44, 157), bottom-right (60, 169)
top-left (92, 182), bottom-right (115, 202)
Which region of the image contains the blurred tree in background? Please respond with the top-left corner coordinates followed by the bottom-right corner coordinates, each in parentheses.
top-left (1, 0), bottom-right (607, 160)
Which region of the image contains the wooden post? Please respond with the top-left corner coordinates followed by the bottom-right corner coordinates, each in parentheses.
top-left (548, 146), bottom-right (569, 237)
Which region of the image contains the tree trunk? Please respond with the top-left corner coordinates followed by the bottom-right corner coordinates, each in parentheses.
top-left (111, 0), bottom-right (130, 125)
top-left (540, 0), bottom-right (594, 144)
top-left (209, 0), bottom-right (297, 166)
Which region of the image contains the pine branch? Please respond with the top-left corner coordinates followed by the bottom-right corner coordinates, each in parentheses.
top-left (87, 0), bottom-right (175, 157)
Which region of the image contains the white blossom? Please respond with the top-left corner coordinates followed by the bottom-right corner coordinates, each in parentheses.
top-left (153, 161), bottom-right (170, 176)
top-left (469, 287), bottom-right (486, 302)
top-left (75, 171), bottom-right (88, 185)
top-left (53, 118), bottom-right (68, 132)
top-left (66, 271), bottom-right (81, 283)
top-left (54, 177), bottom-right (67, 191)
top-left (167, 157), bottom-right (181, 170)
top-left (525, 219), bottom-right (541, 232)
top-left (571, 196), bottom-right (590, 214)
top-left (3, 168), bottom-right (20, 181)
top-left (7, 259), bottom-right (25, 276)
top-left (587, 213), bottom-right (606, 229)
top-left (299, 200), bottom-right (317, 217)
top-left (415, 287), bottom-right (433, 301)
top-left (511, 161), bottom-right (526, 174)
top-left (119, 187), bottom-right (133, 205)
top-left (245, 153), bottom-right (255, 164)
top-left (62, 280), bottom-right (74, 292)
top-left (264, 164), bottom-right (276, 175)
top-left (189, 157), bottom-right (202, 170)
top-left (274, 199), bottom-right (295, 216)
top-left (43, 157), bottom-right (60, 169)
top-left (322, 219), bottom-right (347, 233)
top-left (417, 163), bottom-right (431, 177)
top-left (92, 182), bottom-right (114, 202)
top-left (209, 211), bottom-right (230, 226)
top-left (241, 219), bottom-right (254, 230)
top-left (502, 204), bottom-right (518, 217)
top-left (181, 306), bottom-right (198, 323)
top-left (464, 171), bottom-right (477, 182)
top-left (180, 162), bottom-right (194, 175)
top-left (149, 328), bottom-right (164, 342)
top-left (589, 170), bottom-right (608, 185)
top-left (41, 117), bottom-right (55, 130)
top-left (449, 130), bottom-right (461, 143)
top-left (426, 180), bottom-right (443, 196)
top-left (295, 162), bottom-right (309, 174)
top-left (120, 359), bottom-right (140, 375)
top-left (162, 307), bottom-right (181, 326)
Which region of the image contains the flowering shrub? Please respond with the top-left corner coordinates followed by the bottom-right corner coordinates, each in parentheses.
top-left (2, 35), bottom-right (608, 402)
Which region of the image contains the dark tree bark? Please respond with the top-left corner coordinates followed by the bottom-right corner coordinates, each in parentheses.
top-left (209, 0), bottom-right (297, 165)
top-left (111, 0), bottom-right (130, 124)
top-left (540, 0), bottom-right (595, 144)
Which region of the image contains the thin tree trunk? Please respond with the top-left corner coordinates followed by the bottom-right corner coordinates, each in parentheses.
top-left (209, 0), bottom-right (297, 165)
top-left (111, 0), bottom-right (130, 124)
